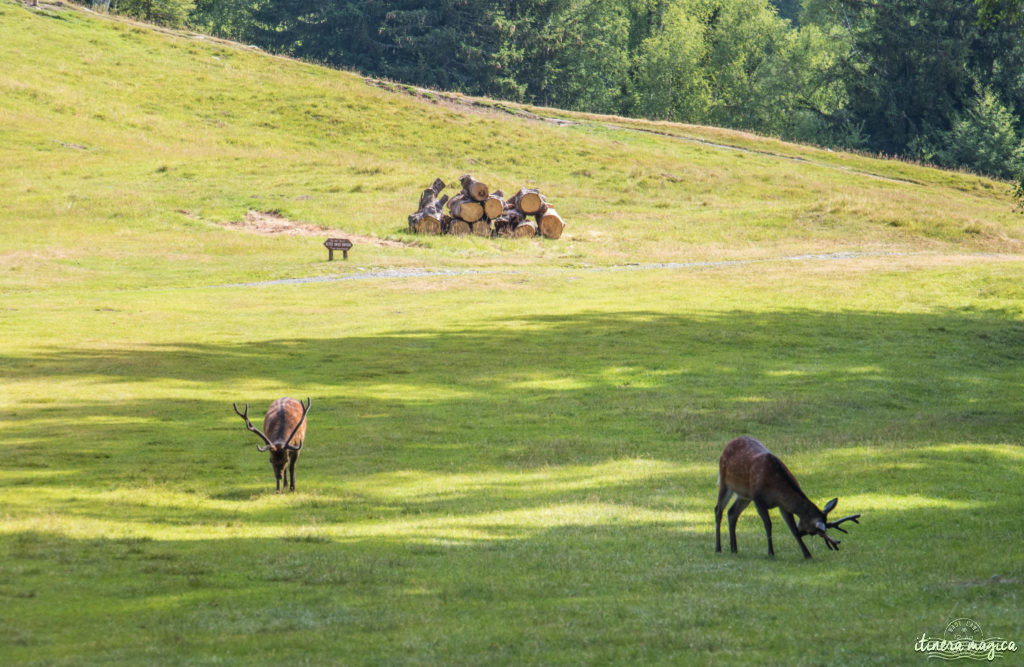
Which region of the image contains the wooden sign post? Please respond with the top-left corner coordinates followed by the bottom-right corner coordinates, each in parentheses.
top-left (324, 238), bottom-right (353, 261)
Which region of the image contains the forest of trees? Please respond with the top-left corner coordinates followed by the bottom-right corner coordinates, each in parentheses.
top-left (109, 0), bottom-right (1024, 187)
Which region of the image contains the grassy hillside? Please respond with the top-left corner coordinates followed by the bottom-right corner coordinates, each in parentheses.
top-left (1, 2), bottom-right (1022, 664)
top-left (4, 0), bottom-right (1023, 294)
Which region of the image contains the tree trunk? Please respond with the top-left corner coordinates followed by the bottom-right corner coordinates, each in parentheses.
top-left (510, 187), bottom-right (546, 215)
top-left (449, 218), bottom-right (472, 236)
top-left (409, 213), bottom-right (443, 235)
top-left (459, 174), bottom-right (489, 202)
top-left (448, 193), bottom-right (484, 223)
top-left (408, 193), bottom-right (448, 234)
top-left (417, 177), bottom-right (446, 210)
top-left (537, 207), bottom-right (565, 239)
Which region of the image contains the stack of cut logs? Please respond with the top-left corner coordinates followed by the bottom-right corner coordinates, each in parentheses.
top-left (408, 175), bottom-right (565, 239)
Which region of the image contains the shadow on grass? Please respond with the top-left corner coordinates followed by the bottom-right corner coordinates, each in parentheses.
top-left (1, 437), bottom-right (1019, 537)
top-left (1, 308), bottom-right (1020, 526)
top-left (2, 307), bottom-right (1020, 456)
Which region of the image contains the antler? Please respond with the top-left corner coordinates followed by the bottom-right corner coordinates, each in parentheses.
top-left (283, 397), bottom-right (311, 451)
top-left (233, 402), bottom-right (274, 451)
top-left (822, 533), bottom-right (841, 550)
top-left (826, 514), bottom-right (861, 534)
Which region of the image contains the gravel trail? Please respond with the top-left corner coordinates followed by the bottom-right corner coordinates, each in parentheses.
top-left (212, 251), bottom-right (927, 289)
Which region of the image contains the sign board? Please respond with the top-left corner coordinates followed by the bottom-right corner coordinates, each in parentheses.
top-left (324, 238), bottom-right (353, 260)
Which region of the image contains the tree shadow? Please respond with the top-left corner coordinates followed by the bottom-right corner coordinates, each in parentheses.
top-left (2, 307), bottom-right (1021, 538)
top-left (2, 491), bottom-right (1021, 663)
top-left (3, 306), bottom-right (1020, 457)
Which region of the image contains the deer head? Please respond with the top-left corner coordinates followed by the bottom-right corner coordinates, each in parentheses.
top-left (801, 497), bottom-right (861, 550)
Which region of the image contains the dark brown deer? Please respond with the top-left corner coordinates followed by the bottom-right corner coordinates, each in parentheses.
top-left (714, 436), bottom-right (860, 559)
top-left (233, 397), bottom-right (310, 493)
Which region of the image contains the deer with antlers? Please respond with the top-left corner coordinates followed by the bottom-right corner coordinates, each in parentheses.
top-left (715, 436), bottom-right (860, 559)
top-left (233, 397), bottom-right (310, 493)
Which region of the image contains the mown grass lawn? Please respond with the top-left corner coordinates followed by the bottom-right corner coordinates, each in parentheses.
top-left (1, 2), bottom-right (1022, 664)
top-left (3, 259), bottom-right (1022, 664)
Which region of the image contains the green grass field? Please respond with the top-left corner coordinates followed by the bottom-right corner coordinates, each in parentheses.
top-left (2, 2), bottom-right (1022, 664)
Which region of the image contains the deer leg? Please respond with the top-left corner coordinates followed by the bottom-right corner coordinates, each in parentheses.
top-left (753, 500), bottom-right (774, 557)
top-left (715, 487), bottom-right (735, 553)
top-left (727, 498), bottom-right (751, 554)
top-left (288, 456), bottom-right (296, 492)
top-left (780, 510), bottom-right (812, 559)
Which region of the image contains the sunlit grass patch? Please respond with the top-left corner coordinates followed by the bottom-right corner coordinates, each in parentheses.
top-left (839, 494), bottom-right (989, 512)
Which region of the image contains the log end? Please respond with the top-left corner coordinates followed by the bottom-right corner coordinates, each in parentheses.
top-left (519, 191), bottom-right (544, 215)
top-left (462, 201), bottom-right (484, 223)
top-left (460, 174), bottom-right (489, 201)
top-left (512, 221), bottom-right (537, 238)
top-left (538, 208), bottom-right (564, 239)
top-left (415, 217), bottom-right (442, 235)
top-left (450, 219), bottom-right (472, 236)
top-left (483, 198), bottom-right (504, 220)
top-left (468, 183), bottom-right (489, 201)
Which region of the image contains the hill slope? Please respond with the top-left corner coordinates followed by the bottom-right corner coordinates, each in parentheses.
top-left (2, 0), bottom-right (1022, 295)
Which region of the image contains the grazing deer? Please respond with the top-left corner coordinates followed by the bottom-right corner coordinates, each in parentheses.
top-left (233, 397), bottom-right (310, 493)
top-left (714, 436), bottom-right (860, 559)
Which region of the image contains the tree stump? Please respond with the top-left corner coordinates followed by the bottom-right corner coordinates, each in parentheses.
top-left (449, 218), bottom-right (472, 235)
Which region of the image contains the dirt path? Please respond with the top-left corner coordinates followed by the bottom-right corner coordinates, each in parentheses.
top-left (214, 210), bottom-right (422, 248)
top-left (385, 82), bottom-right (936, 189)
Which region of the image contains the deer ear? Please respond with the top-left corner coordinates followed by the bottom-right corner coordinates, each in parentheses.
top-left (822, 498), bottom-right (838, 515)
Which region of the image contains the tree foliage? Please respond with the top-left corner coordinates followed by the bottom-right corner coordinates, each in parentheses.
top-left (116, 0), bottom-right (195, 27)
top-left (939, 88), bottom-right (1024, 179)
top-left (630, 3), bottom-right (708, 121)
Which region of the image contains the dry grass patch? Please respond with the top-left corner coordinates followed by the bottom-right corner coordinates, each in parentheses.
top-left (218, 210), bottom-right (421, 248)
